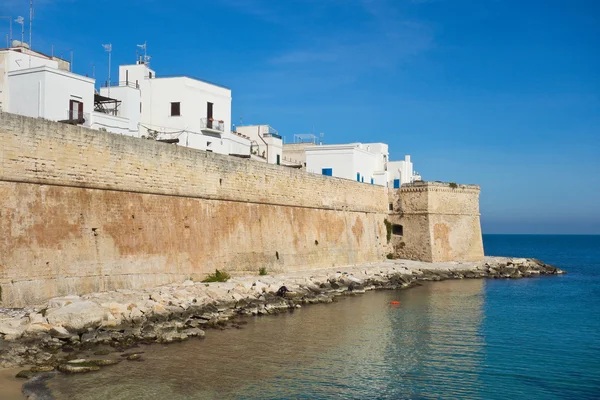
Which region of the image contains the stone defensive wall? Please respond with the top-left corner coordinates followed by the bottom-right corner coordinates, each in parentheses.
top-left (0, 112), bottom-right (389, 307)
top-left (388, 181), bottom-right (484, 263)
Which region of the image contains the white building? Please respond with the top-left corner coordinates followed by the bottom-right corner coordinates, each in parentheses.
top-left (235, 125), bottom-right (283, 164)
top-left (104, 61), bottom-right (250, 156)
top-left (388, 155), bottom-right (420, 188)
top-left (305, 142), bottom-right (419, 187)
top-left (1, 45), bottom-right (135, 135)
top-left (7, 65), bottom-right (94, 122)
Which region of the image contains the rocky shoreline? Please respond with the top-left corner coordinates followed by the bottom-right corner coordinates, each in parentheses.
top-left (0, 256), bottom-right (564, 384)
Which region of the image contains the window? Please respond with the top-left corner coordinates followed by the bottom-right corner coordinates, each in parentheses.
top-left (356, 173), bottom-right (361, 182)
top-left (393, 179), bottom-right (400, 189)
top-left (370, 178), bottom-right (374, 184)
top-left (170, 102), bottom-right (180, 116)
top-left (322, 168), bottom-right (332, 176)
top-left (276, 154), bottom-right (281, 165)
top-left (389, 203), bottom-right (394, 211)
top-left (149, 72), bottom-right (153, 79)
top-left (392, 224), bottom-right (403, 236)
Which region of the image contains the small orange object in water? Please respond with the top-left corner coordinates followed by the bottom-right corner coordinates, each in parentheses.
top-left (390, 301), bottom-right (400, 305)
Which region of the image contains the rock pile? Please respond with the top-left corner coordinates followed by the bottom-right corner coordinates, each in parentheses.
top-left (0, 257), bottom-right (563, 371)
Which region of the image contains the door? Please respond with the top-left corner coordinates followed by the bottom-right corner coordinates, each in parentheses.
top-left (207, 102), bottom-right (213, 129)
top-left (69, 100), bottom-right (83, 120)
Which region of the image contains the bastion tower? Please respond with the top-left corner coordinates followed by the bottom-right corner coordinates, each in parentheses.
top-left (388, 181), bottom-right (484, 262)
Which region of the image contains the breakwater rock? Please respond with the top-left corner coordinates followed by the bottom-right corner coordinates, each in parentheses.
top-left (0, 257), bottom-right (563, 371)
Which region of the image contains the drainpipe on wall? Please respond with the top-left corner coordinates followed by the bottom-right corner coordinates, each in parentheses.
top-left (258, 125), bottom-right (268, 162)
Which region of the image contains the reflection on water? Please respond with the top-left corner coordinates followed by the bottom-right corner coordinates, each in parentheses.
top-left (47, 280), bottom-right (487, 399)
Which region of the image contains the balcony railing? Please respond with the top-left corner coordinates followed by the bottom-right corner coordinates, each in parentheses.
top-left (261, 125), bottom-right (282, 140)
top-left (63, 110), bottom-right (91, 126)
top-left (200, 118), bottom-right (225, 133)
top-left (102, 81), bottom-right (139, 89)
top-left (263, 132), bottom-right (282, 140)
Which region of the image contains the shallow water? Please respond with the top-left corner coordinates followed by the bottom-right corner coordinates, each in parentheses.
top-left (38, 235), bottom-right (600, 398)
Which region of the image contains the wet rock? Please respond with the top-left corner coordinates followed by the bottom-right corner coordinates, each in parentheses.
top-left (93, 349), bottom-right (112, 356)
top-left (16, 369), bottom-right (35, 379)
top-left (81, 331), bottom-right (98, 344)
top-left (89, 358), bottom-right (121, 366)
top-left (126, 353), bottom-right (143, 361)
top-left (57, 364), bottom-right (100, 373)
top-left (182, 328), bottom-right (205, 338)
top-left (30, 365), bottom-right (55, 372)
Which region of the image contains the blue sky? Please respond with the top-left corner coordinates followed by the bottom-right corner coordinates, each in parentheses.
top-left (2, 0), bottom-right (599, 234)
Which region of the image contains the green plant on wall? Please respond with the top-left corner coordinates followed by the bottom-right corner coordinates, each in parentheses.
top-left (449, 182), bottom-right (458, 189)
top-left (384, 219), bottom-right (392, 243)
top-left (259, 267), bottom-right (268, 276)
top-left (202, 269), bottom-right (231, 283)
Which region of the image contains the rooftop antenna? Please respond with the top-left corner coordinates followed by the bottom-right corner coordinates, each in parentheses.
top-left (137, 41), bottom-right (150, 64)
top-left (69, 49), bottom-right (73, 71)
top-left (239, 113), bottom-right (243, 125)
top-left (0, 16), bottom-right (12, 45)
top-left (51, 44), bottom-right (53, 56)
top-left (102, 43), bottom-right (112, 96)
top-left (91, 62), bottom-right (95, 78)
top-left (29, 0), bottom-right (33, 49)
top-left (14, 16), bottom-right (24, 44)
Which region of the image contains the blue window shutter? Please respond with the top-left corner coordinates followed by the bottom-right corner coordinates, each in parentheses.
top-left (357, 173), bottom-right (360, 182)
top-left (393, 179), bottom-right (400, 189)
top-left (322, 168), bottom-right (332, 176)
top-left (371, 178), bottom-right (374, 184)
top-left (361, 176), bottom-right (364, 183)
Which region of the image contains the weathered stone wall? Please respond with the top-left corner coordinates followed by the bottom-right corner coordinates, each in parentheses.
top-left (0, 112), bottom-right (388, 307)
top-left (388, 182), bottom-right (484, 262)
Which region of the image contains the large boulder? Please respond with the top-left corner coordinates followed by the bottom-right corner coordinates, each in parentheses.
top-left (46, 301), bottom-right (106, 332)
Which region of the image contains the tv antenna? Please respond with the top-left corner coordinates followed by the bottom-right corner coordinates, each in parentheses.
top-left (102, 43), bottom-right (112, 96)
top-left (14, 16), bottom-right (24, 44)
top-left (136, 41), bottom-right (151, 64)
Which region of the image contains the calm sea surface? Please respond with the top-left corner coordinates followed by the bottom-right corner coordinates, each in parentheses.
top-left (46, 235), bottom-right (600, 399)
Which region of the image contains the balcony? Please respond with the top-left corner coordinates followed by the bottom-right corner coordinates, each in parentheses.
top-left (200, 117), bottom-right (225, 137)
top-left (59, 109), bottom-right (91, 127)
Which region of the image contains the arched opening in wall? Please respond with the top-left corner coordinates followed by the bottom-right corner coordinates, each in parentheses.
top-left (392, 224), bottom-right (403, 236)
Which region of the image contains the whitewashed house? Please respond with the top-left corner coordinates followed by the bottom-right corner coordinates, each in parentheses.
top-left (0, 45), bottom-right (71, 112)
top-left (104, 60), bottom-right (250, 156)
top-left (7, 65), bottom-right (94, 122)
top-left (305, 142), bottom-right (388, 185)
top-left (1, 44), bottom-right (135, 135)
top-left (305, 141), bottom-right (420, 187)
top-left (388, 155), bottom-right (421, 188)
top-left (235, 125), bottom-right (283, 164)
top-left (0, 45), bottom-right (94, 122)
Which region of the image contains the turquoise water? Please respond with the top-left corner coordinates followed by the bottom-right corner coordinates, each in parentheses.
top-left (46, 235), bottom-right (600, 399)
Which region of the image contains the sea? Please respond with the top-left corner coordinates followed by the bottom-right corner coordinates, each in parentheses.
top-left (44, 235), bottom-right (600, 399)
